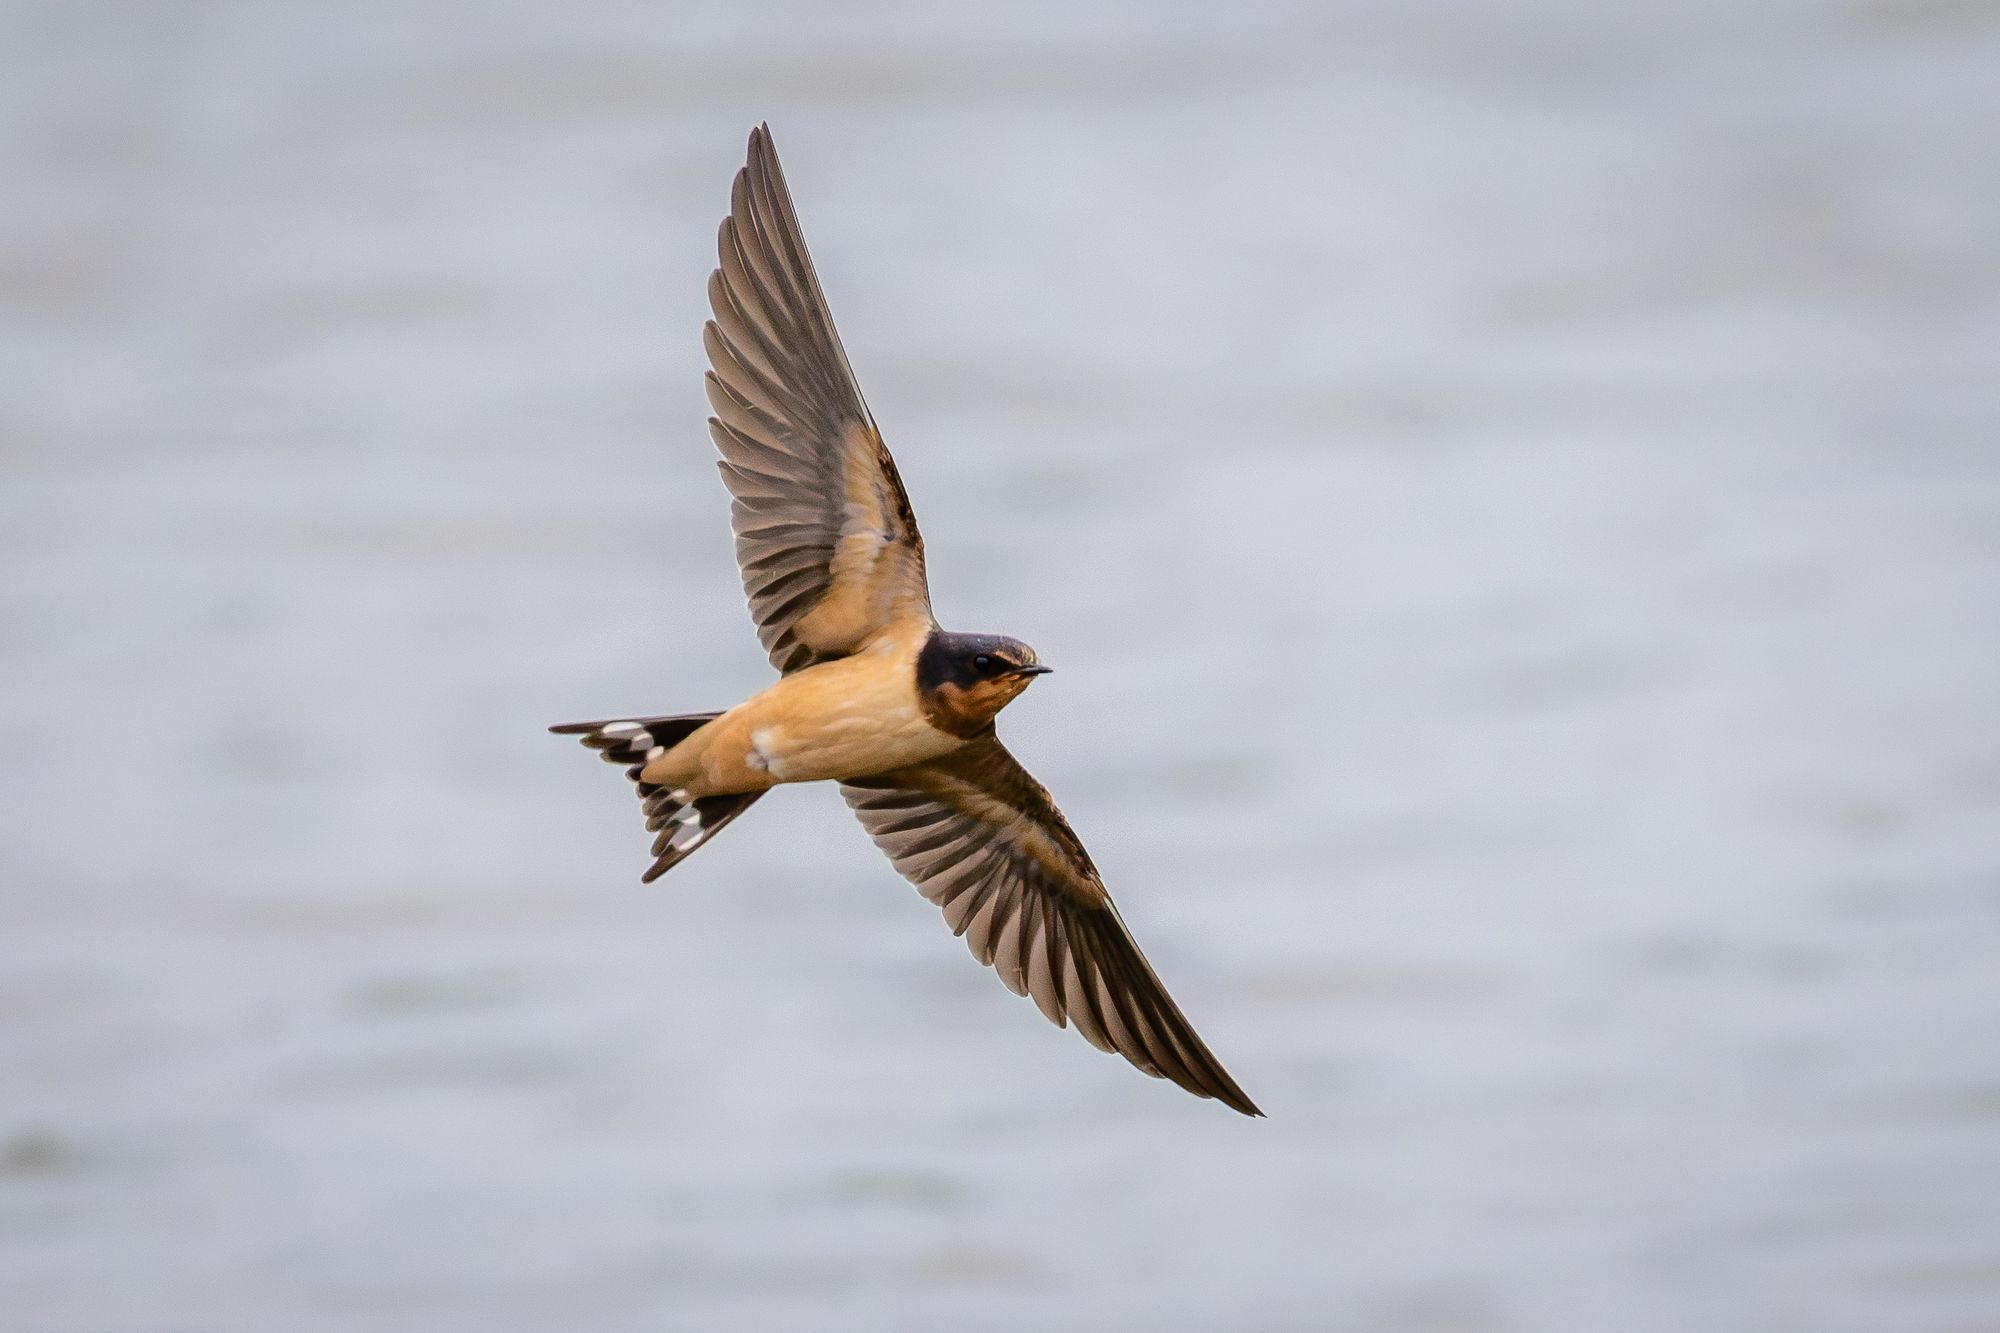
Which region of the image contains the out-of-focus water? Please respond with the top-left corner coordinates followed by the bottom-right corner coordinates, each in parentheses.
top-left (4, 2), bottom-right (1999, 1330)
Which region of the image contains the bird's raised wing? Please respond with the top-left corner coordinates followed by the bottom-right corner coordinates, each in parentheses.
top-left (705, 125), bottom-right (934, 675)
top-left (841, 738), bottom-right (1261, 1116)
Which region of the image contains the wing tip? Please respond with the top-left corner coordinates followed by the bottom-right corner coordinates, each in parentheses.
top-left (747, 122), bottom-right (778, 175)
top-left (1186, 1045), bottom-right (1263, 1117)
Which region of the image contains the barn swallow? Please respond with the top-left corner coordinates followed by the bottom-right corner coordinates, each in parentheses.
top-left (554, 126), bottom-right (1258, 1117)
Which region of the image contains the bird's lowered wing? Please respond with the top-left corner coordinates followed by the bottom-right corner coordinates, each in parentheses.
top-left (841, 738), bottom-right (1261, 1116)
top-left (705, 125), bottom-right (934, 675)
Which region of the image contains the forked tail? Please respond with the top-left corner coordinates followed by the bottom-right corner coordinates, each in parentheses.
top-left (549, 713), bottom-right (764, 882)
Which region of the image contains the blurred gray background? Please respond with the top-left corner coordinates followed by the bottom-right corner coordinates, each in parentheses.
top-left (4, 1), bottom-right (1998, 1330)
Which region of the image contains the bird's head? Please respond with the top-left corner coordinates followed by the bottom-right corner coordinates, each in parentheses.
top-left (916, 631), bottom-right (1052, 736)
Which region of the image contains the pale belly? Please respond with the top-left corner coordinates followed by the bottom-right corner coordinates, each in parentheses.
top-left (644, 635), bottom-right (961, 795)
top-left (744, 693), bottom-right (961, 783)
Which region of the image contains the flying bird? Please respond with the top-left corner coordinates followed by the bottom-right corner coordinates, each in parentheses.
top-left (554, 126), bottom-right (1258, 1117)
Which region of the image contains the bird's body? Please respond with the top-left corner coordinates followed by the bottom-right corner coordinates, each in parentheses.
top-left (555, 126), bottom-right (1259, 1117)
top-left (639, 622), bottom-right (961, 794)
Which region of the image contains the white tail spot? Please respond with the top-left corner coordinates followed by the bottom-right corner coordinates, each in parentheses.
top-left (665, 802), bottom-right (704, 851)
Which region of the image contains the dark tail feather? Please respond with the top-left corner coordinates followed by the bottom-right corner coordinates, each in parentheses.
top-left (550, 712), bottom-right (721, 763)
top-left (637, 789), bottom-right (763, 882)
top-left (550, 712), bottom-right (764, 881)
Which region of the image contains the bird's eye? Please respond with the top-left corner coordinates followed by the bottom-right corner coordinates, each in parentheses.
top-left (973, 655), bottom-right (992, 671)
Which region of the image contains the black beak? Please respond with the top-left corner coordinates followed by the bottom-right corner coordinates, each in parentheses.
top-left (1007, 664), bottom-right (1054, 678)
